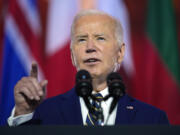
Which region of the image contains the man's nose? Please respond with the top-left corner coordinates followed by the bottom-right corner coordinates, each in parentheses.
top-left (86, 40), bottom-right (96, 53)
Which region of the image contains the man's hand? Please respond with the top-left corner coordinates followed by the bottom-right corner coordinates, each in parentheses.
top-left (14, 62), bottom-right (48, 116)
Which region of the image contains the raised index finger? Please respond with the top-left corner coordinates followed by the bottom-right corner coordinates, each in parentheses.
top-left (30, 61), bottom-right (38, 78)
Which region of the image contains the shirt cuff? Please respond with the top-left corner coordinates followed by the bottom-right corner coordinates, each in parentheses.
top-left (8, 107), bottom-right (34, 126)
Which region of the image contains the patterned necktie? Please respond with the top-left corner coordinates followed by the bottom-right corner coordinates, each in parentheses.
top-left (85, 93), bottom-right (104, 126)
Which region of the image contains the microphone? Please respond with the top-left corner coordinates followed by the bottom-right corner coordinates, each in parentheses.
top-left (75, 69), bottom-right (93, 113)
top-left (107, 72), bottom-right (125, 114)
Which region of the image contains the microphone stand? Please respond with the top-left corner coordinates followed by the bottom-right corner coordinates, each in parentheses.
top-left (103, 95), bottom-right (111, 125)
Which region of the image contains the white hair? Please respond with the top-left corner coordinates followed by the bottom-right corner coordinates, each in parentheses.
top-left (70, 9), bottom-right (124, 48)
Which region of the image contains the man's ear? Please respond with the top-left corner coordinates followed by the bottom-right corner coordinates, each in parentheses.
top-left (117, 43), bottom-right (125, 64)
top-left (70, 49), bottom-right (76, 67)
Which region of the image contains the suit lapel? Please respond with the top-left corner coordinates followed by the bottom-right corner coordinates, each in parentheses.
top-left (60, 88), bottom-right (83, 125)
top-left (59, 89), bottom-right (137, 125)
top-left (115, 94), bottom-right (137, 125)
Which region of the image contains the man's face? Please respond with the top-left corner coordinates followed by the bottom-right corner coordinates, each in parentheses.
top-left (71, 14), bottom-right (124, 80)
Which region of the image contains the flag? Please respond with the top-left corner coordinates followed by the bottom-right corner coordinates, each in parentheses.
top-left (45, 0), bottom-right (78, 98)
top-left (0, 0), bottom-right (44, 125)
top-left (146, 0), bottom-right (180, 124)
top-left (129, 0), bottom-right (180, 124)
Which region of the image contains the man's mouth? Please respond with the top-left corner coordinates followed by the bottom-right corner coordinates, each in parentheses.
top-left (84, 58), bottom-right (101, 64)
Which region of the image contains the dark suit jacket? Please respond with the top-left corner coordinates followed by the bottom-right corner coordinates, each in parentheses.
top-left (30, 88), bottom-right (169, 125)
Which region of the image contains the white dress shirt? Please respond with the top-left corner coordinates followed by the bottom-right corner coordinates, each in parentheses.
top-left (80, 87), bottom-right (117, 125)
top-left (8, 107), bottom-right (34, 126)
top-left (8, 88), bottom-right (117, 126)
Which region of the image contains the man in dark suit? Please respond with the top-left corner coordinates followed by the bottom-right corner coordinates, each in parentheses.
top-left (8, 9), bottom-right (169, 126)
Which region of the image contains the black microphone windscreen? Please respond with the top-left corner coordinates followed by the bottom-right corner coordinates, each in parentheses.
top-left (107, 72), bottom-right (125, 97)
top-left (107, 72), bottom-right (122, 85)
top-left (76, 69), bottom-right (92, 83)
top-left (75, 70), bottom-right (93, 114)
top-left (107, 72), bottom-right (125, 115)
top-left (75, 69), bottom-right (92, 98)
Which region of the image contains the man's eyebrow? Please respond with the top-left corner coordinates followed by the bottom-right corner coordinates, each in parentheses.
top-left (75, 35), bottom-right (88, 38)
top-left (94, 34), bottom-right (105, 37)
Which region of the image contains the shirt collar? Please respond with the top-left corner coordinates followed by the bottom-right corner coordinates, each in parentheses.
top-left (92, 87), bottom-right (109, 97)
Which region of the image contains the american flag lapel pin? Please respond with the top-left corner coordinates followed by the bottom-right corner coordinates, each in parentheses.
top-left (126, 106), bottom-right (134, 110)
